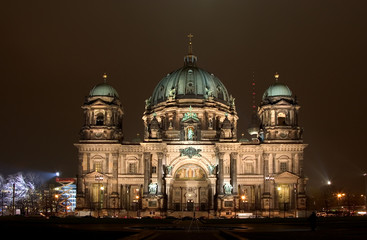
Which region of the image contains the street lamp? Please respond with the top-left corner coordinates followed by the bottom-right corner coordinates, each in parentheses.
top-left (98, 186), bottom-right (104, 218)
top-left (337, 193), bottom-right (346, 213)
top-left (265, 175), bottom-right (275, 217)
top-left (95, 174), bottom-right (104, 217)
top-left (241, 195), bottom-right (246, 212)
top-left (135, 195), bottom-right (140, 218)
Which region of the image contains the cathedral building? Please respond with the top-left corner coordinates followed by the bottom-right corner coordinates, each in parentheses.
top-left (75, 38), bottom-right (307, 218)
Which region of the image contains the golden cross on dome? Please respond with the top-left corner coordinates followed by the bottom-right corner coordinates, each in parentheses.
top-left (187, 33), bottom-right (194, 54)
top-left (188, 33), bottom-right (194, 42)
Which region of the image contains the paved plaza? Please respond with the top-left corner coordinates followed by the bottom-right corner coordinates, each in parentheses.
top-left (1, 216), bottom-right (366, 239)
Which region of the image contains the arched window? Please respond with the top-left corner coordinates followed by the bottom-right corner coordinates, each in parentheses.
top-left (242, 159), bottom-right (256, 174)
top-left (277, 112), bottom-right (287, 126)
top-left (96, 113), bottom-right (104, 126)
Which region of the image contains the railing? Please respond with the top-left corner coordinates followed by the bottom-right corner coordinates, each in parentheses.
top-left (172, 203), bottom-right (209, 211)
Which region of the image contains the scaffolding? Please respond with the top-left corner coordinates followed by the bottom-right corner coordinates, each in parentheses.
top-left (55, 178), bottom-right (76, 216)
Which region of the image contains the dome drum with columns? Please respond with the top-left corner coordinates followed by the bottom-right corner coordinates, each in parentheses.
top-left (74, 36), bottom-right (307, 218)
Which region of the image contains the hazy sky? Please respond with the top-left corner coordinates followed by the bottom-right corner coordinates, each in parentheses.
top-left (1, 1), bottom-right (366, 193)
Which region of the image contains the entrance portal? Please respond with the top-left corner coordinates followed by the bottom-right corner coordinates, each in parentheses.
top-left (170, 163), bottom-right (211, 211)
top-left (187, 200), bottom-right (194, 211)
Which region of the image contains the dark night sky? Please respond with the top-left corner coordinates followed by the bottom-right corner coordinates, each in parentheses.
top-left (1, 1), bottom-right (366, 193)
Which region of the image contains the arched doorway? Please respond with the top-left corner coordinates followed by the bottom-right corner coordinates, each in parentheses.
top-left (170, 163), bottom-right (211, 212)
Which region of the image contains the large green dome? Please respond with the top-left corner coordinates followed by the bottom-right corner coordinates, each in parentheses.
top-left (89, 82), bottom-right (119, 98)
top-left (151, 59), bottom-right (230, 106)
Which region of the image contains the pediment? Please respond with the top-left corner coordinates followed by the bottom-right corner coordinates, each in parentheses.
top-left (274, 171), bottom-right (299, 184)
top-left (181, 106), bottom-right (200, 123)
top-left (89, 99), bottom-right (109, 106)
top-left (274, 99), bottom-right (292, 106)
top-left (181, 118), bottom-right (200, 124)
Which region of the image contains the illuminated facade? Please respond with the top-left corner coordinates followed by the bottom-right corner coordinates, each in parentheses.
top-left (75, 40), bottom-right (307, 217)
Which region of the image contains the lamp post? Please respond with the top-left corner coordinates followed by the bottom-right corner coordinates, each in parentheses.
top-left (95, 174), bottom-right (104, 218)
top-left (337, 193), bottom-right (346, 215)
top-left (364, 173), bottom-right (367, 211)
top-left (241, 195), bottom-right (246, 208)
top-left (98, 186), bottom-right (104, 218)
top-left (326, 180), bottom-right (332, 216)
top-left (265, 175), bottom-right (275, 218)
top-left (135, 195), bottom-right (140, 218)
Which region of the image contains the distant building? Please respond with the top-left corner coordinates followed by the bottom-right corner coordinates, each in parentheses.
top-left (75, 37), bottom-right (307, 217)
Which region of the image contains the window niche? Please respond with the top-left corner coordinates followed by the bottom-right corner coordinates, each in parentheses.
top-left (277, 155), bottom-right (290, 173)
top-left (94, 161), bottom-right (103, 172)
top-left (279, 162), bottom-right (288, 172)
top-left (277, 112), bottom-right (287, 126)
top-left (96, 113), bottom-right (104, 126)
top-left (128, 162), bottom-right (138, 174)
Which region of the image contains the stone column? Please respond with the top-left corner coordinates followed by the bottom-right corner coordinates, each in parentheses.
top-left (230, 152), bottom-right (238, 195)
top-left (87, 153), bottom-right (91, 172)
top-left (121, 154), bottom-right (126, 174)
top-left (210, 183), bottom-right (216, 210)
top-left (143, 152), bottom-right (151, 195)
top-left (121, 185), bottom-right (126, 210)
top-left (165, 177), bottom-right (172, 210)
top-left (112, 153), bottom-right (119, 194)
top-left (217, 152), bottom-right (225, 195)
top-left (77, 152), bottom-right (84, 195)
top-left (157, 152), bottom-right (163, 195)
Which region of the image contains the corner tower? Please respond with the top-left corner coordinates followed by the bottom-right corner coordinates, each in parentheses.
top-left (75, 74), bottom-right (123, 212)
top-left (79, 74), bottom-right (124, 142)
top-left (258, 73), bottom-right (303, 143)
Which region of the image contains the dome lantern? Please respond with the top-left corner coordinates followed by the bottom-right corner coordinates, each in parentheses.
top-left (184, 33), bottom-right (197, 67)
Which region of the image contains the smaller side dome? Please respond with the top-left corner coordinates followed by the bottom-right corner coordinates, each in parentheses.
top-left (262, 83), bottom-right (292, 100)
top-left (262, 73), bottom-right (292, 100)
top-left (89, 74), bottom-right (119, 98)
top-left (89, 83), bottom-right (119, 98)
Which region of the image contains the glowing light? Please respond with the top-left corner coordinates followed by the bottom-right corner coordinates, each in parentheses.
top-left (337, 193), bottom-right (345, 198)
top-left (327, 180), bottom-right (331, 185)
top-left (274, 72), bottom-right (280, 80)
top-left (135, 195), bottom-right (140, 199)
